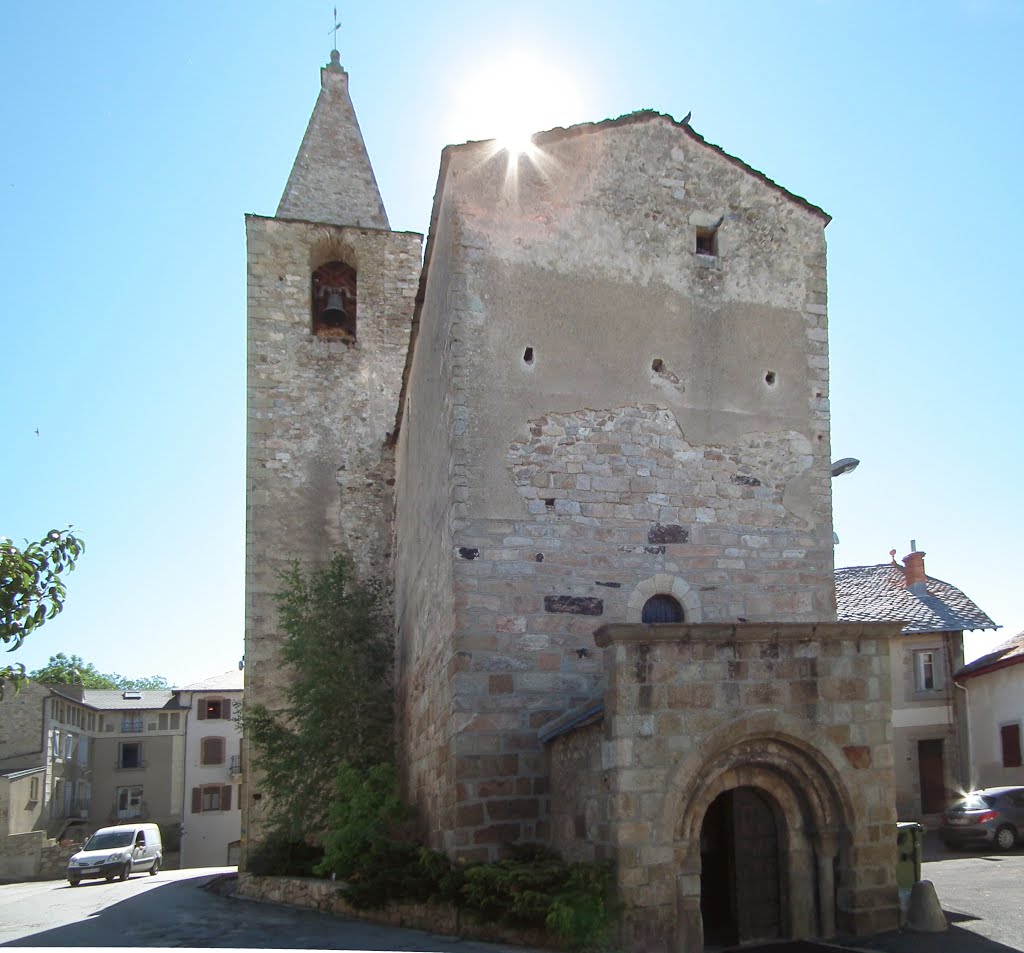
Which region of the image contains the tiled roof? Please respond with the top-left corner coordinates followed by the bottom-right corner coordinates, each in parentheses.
top-left (956, 630), bottom-right (1024, 680)
top-left (69, 689), bottom-right (184, 711)
top-left (179, 670), bottom-right (244, 692)
top-left (835, 563), bottom-right (998, 635)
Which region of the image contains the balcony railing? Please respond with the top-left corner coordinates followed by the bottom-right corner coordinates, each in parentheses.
top-left (229, 754), bottom-right (243, 777)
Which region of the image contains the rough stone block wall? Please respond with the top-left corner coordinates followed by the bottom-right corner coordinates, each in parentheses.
top-left (547, 720), bottom-right (608, 863)
top-left (244, 215), bottom-right (421, 854)
top-left (595, 622), bottom-right (901, 949)
top-left (0, 830), bottom-right (75, 881)
top-left (0, 681), bottom-right (48, 763)
top-left (394, 193), bottom-right (461, 851)
top-left (401, 117), bottom-right (836, 860)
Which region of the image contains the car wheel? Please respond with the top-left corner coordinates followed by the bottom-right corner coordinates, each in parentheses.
top-left (69, 878), bottom-right (80, 887)
top-left (995, 825), bottom-right (1017, 851)
top-left (149, 857), bottom-right (160, 876)
top-left (119, 861), bottom-right (131, 881)
top-left (105, 873), bottom-right (115, 882)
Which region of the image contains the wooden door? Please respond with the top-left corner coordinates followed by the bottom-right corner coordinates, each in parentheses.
top-left (733, 787), bottom-right (782, 942)
top-left (918, 739), bottom-right (946, 814)
top-left (700, 787), bottom-right (783, 946)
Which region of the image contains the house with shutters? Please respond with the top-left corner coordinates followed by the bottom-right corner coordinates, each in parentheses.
top-left (835, 547), bottom-right (998, 820)
top-left (177, 670), bottom-right (243, 867)
top-left (954, 630), bottom-right (1024, 789)
top-left (0, 682), bottom-right (188, 879)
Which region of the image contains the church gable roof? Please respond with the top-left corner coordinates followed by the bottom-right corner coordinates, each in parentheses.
top-left (277, 51), bottom-right (389, 229)
top-left (835, 563), bottom-right (998, 635)
top-left (530, 110), bottom-right (830, 223)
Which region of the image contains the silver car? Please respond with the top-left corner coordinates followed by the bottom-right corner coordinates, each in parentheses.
top-left (940, 787), bottom-right (1024, 852)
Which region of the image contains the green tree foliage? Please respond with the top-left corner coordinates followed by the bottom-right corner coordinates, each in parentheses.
top-left (0, 529), bottom-right (85, 689)
top-left (314, 768), bottom-right (615, 951)
top-left (29, 652), bottom-right (169, 690)
top-left (242, 553), bottom-right (393, 838)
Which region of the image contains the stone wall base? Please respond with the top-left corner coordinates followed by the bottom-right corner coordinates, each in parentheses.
top-left (236, 873), bottom-right (558, 948)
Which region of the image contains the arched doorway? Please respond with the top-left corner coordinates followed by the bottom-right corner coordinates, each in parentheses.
top-left (700, 786), bottom-right (783, 947)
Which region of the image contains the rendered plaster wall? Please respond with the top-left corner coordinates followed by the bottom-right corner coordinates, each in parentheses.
top-left (0, 773), bottom-right (45, 836)
top-left (393, 190), bottom-right (459, 849)
top-left (964, 665), bottom-right (1024, 789)
top-left (407, 117), bottom-right (836, 858)
top-left (244, 215), bottom-right (421, 851)
top-left (596, 623), bottom-right (900, 950)
top-left (91, 733), bottom-right (184, 828)
top-left (889, 632), bottom-right (966, 817)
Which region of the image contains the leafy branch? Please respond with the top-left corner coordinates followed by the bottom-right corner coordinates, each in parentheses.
top-left (1, 529), bottom-right (85, 691)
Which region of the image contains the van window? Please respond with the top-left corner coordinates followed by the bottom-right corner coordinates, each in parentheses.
top-left (85, 831), bottom-right (134, 850)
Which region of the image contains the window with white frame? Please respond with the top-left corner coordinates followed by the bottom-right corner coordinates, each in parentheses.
top-left (913, 649), bottom-right (944, 692)
top-left (116, 785), bottom-right (143, 819)
top-left (64, 732), bottom-right (74, 760)
top-left (52, 729), bottom-right (61, 758)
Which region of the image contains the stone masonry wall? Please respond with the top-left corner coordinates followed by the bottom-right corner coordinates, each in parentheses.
top-left (0, 681), bottom-right (48, 763)
top-left (0, 830), bottom-right (77, 881)
top-left (394, 190), bottom-right (460, 849)
top-left (596, 622), bottom-right (901, 949)
top-left (547, 720), bottom-right (608, 863)
top-left (244, 215), bottom-right (421, 856)
top-left (399, 116), bottom-right (836, 860)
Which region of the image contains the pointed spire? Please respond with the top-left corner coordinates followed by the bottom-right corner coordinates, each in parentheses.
top-left (277, 51), bottom-right (389, 229)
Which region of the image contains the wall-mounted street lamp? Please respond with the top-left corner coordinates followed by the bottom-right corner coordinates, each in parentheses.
top-left (830, 457), bottom-right (861, 544)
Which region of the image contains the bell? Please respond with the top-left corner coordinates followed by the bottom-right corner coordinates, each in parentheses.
top-left (323, 290), bottom-right (347, 321)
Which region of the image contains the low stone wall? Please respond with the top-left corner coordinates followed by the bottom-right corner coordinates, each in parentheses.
top-left (0, 831), bottom-right (77, 882)
top-left (237, 873), bottom-right (556, 948)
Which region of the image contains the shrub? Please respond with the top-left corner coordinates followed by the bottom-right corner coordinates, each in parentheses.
top-left (246, 831), bottom-right (324, 877)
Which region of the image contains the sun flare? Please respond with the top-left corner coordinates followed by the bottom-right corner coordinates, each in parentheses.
top-left (450, 51), bottom-right (584, 156)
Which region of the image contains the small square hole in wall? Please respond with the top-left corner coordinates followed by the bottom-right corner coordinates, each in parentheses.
top-left (695, 226), bottom-right (718, 257)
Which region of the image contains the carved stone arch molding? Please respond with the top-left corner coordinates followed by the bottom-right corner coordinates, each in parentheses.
top-left (659, 716), bottom-right (856, 949)
top-left (627, 573), bottom-right (702, 623)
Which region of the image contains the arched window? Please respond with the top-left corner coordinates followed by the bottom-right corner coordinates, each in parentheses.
top-left (311, 260), bottom-right (357, 340)
top-left (642, 594), bottom-right (684, 624)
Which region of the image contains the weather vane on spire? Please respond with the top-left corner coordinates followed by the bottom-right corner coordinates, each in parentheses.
top-left (329, 7), bottom-right (341, 52)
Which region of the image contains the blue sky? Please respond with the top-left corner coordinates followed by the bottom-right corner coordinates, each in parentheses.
top-left (2, 1), bottom-right (1021, 685)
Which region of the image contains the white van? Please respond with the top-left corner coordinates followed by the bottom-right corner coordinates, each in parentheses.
top-left (66, 823), bottom-right (162, 886)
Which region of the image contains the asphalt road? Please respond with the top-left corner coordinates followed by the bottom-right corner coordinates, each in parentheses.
top-left (0, 840), bottom-right (1021, 952)
top-left (0, 867), bottom-right (536, 950)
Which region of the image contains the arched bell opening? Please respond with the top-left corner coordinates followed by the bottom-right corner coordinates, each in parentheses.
top-left (312, 260), bottom-right (357, 340)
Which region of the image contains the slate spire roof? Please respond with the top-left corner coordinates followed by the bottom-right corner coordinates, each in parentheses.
top-left (277, 50), bottom-right (389, 229)
top-left (835, 563), bottom-right (998, 635)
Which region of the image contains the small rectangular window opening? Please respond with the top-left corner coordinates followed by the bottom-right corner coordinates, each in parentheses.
top-left (695, 226), bottom-right (718, 257)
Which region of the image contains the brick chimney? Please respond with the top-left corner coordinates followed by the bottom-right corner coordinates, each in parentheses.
top-left (902, 543), bottom-right (928, 595)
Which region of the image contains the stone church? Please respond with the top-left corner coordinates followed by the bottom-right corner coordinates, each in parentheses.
top-left (244, 49), bottom-right (903, 949)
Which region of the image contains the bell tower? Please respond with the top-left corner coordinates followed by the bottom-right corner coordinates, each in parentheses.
top-left (241, 49), bottom-right (422, 861)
